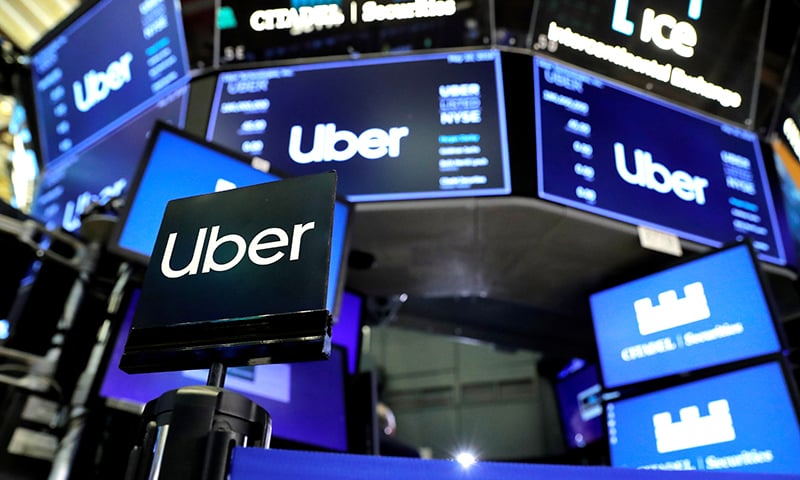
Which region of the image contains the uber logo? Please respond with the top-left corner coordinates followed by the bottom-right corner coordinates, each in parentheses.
top-left (160, 222), bottom-right (316, 279)
top-left (73, 52), bottom-right (134, 112)
top-left (614, 142), bottom-right (709, 205)
top-left (288, 123), bottom-right (410, 163)
top-left (611, 0), bottom-right (703, 57)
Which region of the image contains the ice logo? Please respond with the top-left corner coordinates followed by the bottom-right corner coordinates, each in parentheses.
top-left (653, 399), bottom-right (735, 453)
top-left (634, 281), bottom-right (710, 336)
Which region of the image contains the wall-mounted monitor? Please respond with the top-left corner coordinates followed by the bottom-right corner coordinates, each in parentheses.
top-left (29, 0), bottom-right (191, 167)
top-left (108, 122), bottom-right (350, 316)
top-left (534, 56), bottom-right (788, 267)
top-left (99, 289), bottom-right (349, 452)
top-left (607, 361), bottom-right (800, 474)
top-left (589, 243), bottom-right (782, 389)
top-left (554, 362), bottom-right (605, 450)
top-left (206, 49), bottom-right (511, 202)
top-left (30, 86), bottom-right (189, 232)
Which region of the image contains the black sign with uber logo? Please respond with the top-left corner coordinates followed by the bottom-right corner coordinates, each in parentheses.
top-left (120, 172), bottom-right (337, 373)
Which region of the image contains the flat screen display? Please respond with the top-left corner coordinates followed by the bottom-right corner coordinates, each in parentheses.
top-left (30, 86), bottom-right (188, 232)
top-left (100, 289), bottom-right (349, 452)
top-left (109, 122), bottom-right (350, 315)
top-left (554, 363), bottom-right (605, 449)
top-left (206, 49), bottom-right (511, 202)
top-left (589, 243), bottom-right (782, 389)
top-left (530, 0), bottom-right (767, 126)
top-left (217, 0), bottom-right (491, 64)
top-left (607, 361), bottom-right (800, 474)
top-left (534, 56), bottom-right (788, 267)
top-left (30, 0), bottom-right (190, 166)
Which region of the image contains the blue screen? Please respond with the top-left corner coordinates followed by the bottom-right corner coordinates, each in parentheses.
top-left (608, 362), bottom-right (800, 474)
top-left (100, 289), bottom-right (349, 452)
top-left (534, 56), bottom-right (787, 267)
top-left (590, 243), bottom-right (781, 389)
top-left (30, 0), bottom-right (190, 166)
top-left (206, 49), bottom-right (511, 202)
top-left (114, 125), bottom-right (349, 314)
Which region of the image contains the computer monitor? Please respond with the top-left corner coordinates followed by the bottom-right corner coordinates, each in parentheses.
top-left (29, 0), bottom-right (191, 167)
top-left (30, 86), bottom-right (189, 232)
top-left (590, 242), bottom-right (782, 389)
top-left (99, 289), bottom-right (350, 452)
top-left (607, 361), bottom-right (800, 474)
top-left (107, 121), bottom-right (351, 316)
top-left (206, 49), bottom-right (511, 202)
top-left (534, 55), bottom-right (788, 267)
top-left (554, 362), bottom-right (605, 450)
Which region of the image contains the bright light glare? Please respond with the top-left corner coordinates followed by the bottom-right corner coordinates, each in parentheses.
top-left (455, 451), bottom-right (477, 468)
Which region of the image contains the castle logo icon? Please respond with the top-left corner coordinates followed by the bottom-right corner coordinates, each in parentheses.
top-left (634, 281), bottom-right (711, 336)
top-left (653, 399), bottom-right (736, 453)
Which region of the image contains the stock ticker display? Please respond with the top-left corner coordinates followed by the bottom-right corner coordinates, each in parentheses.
top-left (207, 49), bottom-right (512, 202)
top-left (534, 56), bottom-right (787, 266)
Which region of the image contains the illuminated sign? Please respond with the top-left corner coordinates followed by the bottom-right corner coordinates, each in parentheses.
top-left (246, 0), bottom-right (456, 34)
top-left (532, 0), bottom-right (767, 126)
top-left (218, 0), bottom-right (484, 63)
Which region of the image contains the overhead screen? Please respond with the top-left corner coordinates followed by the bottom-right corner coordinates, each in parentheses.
top-left (29, 0), bottom-right (190, 167)
top-left (108, 122), bottom-right (350, 315)
top-left (216, 0), bottom-right (491, 64)
top-left (589, 243), bottom-right (782, 389)
top-left (607, 361), bottom-right (800, 474)
top-left (30, 86), bottom-right (188, 232)
top-left (100, 289), bottom-right (349, 452)
top-left (530, 0), bottom-right (768, 126)
top-left (206, 49), bottom-right (511, 202)
top-left (534, 56), bottom-right (788, 267)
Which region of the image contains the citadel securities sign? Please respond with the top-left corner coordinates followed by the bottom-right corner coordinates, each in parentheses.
top-left (217, 0), bottom-right (485, 63)
top-left (120, 173), bottom-right (337, 373)
top-left (248, 0), bottom-right (457, 35)
top-left (532, 0), bottom-right (768, 126)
